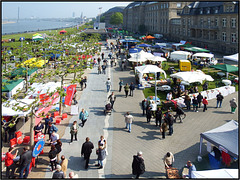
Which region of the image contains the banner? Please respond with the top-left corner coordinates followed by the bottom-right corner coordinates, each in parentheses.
top-left (64, 84), bottom-right (77, 106)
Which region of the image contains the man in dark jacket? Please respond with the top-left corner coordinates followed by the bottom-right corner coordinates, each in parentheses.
top-left (197, 93), bottom-right (203, 108)
top-left (146, 107), bottom-right (152, 123)
top-left (19, 146), bottom-right (32, 179)
top-left (81, 137), bottom-right (94, 169)
top-left (175, 106), bottom-right (185, 123)
top-left (132, 151), bottom-right (145, 179)
top-left (216, 92), bottom-right (224, 108)
top-left (44, 114), bottom-right (53, 135)
top-left (52, 164), bottom-right (65, 179)
top-left (155, 107), bottom-right (162, 127)
top-left (129, 82), bottom-right (135, 97)
top-left (167, 114), bottom-right (174, 136)
top-left (108, 92), bottom-right (116, 109)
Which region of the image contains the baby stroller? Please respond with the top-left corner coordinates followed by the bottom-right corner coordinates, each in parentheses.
top-left (104, 101), bottom-right (112, 115)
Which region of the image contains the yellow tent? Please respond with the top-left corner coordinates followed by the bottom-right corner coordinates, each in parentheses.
top-left (18, 58), bottom-right (48, 68)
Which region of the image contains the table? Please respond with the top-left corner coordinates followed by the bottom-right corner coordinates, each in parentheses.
top-left (166, 168), bottom-right (181, 179)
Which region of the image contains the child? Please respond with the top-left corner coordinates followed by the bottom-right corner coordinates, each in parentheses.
top-left (202, 97), bottom-right (208, 112)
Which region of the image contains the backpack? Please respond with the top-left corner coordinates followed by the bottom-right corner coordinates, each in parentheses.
top-left (48, 150), bottom-right (56, 159)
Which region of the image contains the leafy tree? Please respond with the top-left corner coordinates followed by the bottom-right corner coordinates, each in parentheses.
top-left (100, 16), bottom-right (105, 22)
top-left (110, 12), bottom-right (123, 26)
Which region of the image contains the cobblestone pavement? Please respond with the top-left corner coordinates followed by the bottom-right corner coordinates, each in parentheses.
top-left (44, 38), bottom-right (238, 178)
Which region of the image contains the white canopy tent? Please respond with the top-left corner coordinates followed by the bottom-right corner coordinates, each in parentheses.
top-left (2, 99), bottom-right (35, 116)
top-left (135, 65), bottom-right (166, 103)
top-left (148, 56), bottom-right (167, 62)
top-left (170, 70), bottom-right (214, 84)
top-left (128, 51), bottom-right (155, 63)
top-left (223, 53), bottom-right (238, 62)
top-left (170, 51), bottom-right (191, 61)
top-left (191, 169), bottom-right (238, 178)
top-left (199, 120), bottom-right (238, 158)
top-left (192, 53), bottom-right (214, 59)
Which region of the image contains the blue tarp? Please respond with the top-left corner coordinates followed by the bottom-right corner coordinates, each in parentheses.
top-left (129, 48), bottom-right (142, 53)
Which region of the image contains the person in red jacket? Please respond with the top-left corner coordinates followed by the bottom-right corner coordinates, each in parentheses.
top-left (202, 97), bottom-right (208, 112)
top-left (5, 147), bottom-right (18, 178)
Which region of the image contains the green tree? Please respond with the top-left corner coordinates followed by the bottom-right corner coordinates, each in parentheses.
top-left (110, 12), bottom-right (123, 26)
top-left (100, 16), bottom-right (105, 22)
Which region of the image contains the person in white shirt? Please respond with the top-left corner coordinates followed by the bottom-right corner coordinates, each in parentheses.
top-left (150, 101), bottom-right (157, 117)
top-left (49, 131), bottom-right (59, 145)
top-left (166, 92), bottom-right (172, 101)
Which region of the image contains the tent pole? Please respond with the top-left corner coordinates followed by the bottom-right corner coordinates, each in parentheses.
top-left (155, 72), bottom-right (157, 104)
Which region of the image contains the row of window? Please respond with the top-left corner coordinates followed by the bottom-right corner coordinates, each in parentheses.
top-left (222, 32), bottom-right (237, 43)
top-left (182, 17), bottom-right (237, 28)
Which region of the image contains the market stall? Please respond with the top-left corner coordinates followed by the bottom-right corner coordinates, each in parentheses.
top-left (2, 79), bottom-right (24, 99)
top-left (192, 53), bottom-right (217, 65)
top-left (223, 53), bottom-right (238, 62)
top-left (170, 51), bottom-right (191, 61)
top-left (191, 169), bottom-right (238, 178)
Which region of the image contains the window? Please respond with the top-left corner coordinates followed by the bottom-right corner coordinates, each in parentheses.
top-left (222, 18), bottom-right (226, 27)
top-left (182, 18), bottom-right (185, 25)
top-left (208, 18), bottom-right (211, 27)
top-left (207, 9), bottom-right (210, 14)
top-left (231, 33), bottom-right (236, 43)
top-left (200, 18), bottom-right (203, 25)
top-left (226, 6), bottom-right (229, 12)
top-left (188, 29), bottom-right (190, 36)
top-left (177, 3), bottom-right (181, 8)
top-left (188, 18), bottom-right (190, 26)
top-left (215, 18), bottom-right (218, 26)
top-left (214, 32), bottom-right (218, 40)
top-left (177, 10), bottom-right (182, 15)
top-left (163, 3), bottom-right (165, 8)
top-left (215, 8), bottom-right (218, 13)
top-left (161, 4), bottom-right (163, 9)
top-left (222, 32), bottom-right (226, 42)
top-left (166, 3), bottom-right (168, 8)
top-left (231, 18), bottom-right (236, 28)
top-left (200, 9), bottom-right (203, 14)
top-left (229, 6), bottom-right (233, 12)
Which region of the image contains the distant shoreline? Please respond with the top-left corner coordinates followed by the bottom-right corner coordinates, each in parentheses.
top-left (2, 21), bottom-right (16, 24)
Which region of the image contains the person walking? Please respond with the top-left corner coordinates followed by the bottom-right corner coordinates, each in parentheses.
top-left (48, 122), bottom-right (58, 140)
top-left (105, 78), bottom-right (111, 93)
top-left (167, 114), bottom-right (174, 136)
top-left (202, 97), bottom-right (208, 112)
top-left (197, 93), bottom-right (203, 108)
top-left (102, 64), bottom-right (107, 74)
top-left (229, 98), bottom-right (237, 114)
top-left (119, 80), bottom-right (123, 92)
top-left (79, 108), bottom-right (89, 127)
top-left (129, 82), bottom-right (135, 97)
top-left (192, 96), bottom-right (198, 112)
top-left (70, 121), bottom-right (79, 143)
top-left (55, 139), bottom-right (62, 164)
top-left (160, 119), bottom-right (168, 139)
top-left (44, 113), bottom-right (53, 135)
top-left (19, 146), bottom-right (32, 178)
top-left (98, 65), bottom-right (102, 74)
top-left (132, 151), bottom-right (145, 179)
top-left (124, 112), bottom-right (134, 133)
top-left (52, 164), bottom-right (65, 179)
top-left (142, 99), bottom-right (148, 116)
top-left (83, 76), bottom-right (87, 89)
top-left (81, 137), bottom-right (94, 169)
top-left (80, 78), bottom-right (84, 90)
top-left (146, 106), bottom-right (152, 123)
top-left (108, 92), bottom-right (116, 109)
top-left (5, 147), bottom-right (18, 178)
top-left (48, 145), bottom-right (57, 172)
top-left (184, 95), bottom-right (191, 110)
top-left (216, 92), bottom-right (224, 108)
top-left (155, 107), bottom-right (162, 127)
top-left (60, 155), bottom-right (68, 177)
top-left (101, 52), bottom-right (104, 60)
top-left (124, 83), bottom-right (130, 98)
top-left (97, 57), bottom-right (101, 65)
top-left (96, 144), bottom-right (106, 169)
top-left (163, 152), bottom-right (174, 169)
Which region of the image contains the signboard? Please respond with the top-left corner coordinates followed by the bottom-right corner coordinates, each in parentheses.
top-left (32, 138), bottom-right (45, 157)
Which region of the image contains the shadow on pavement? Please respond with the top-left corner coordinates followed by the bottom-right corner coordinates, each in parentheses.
top-left (68, 156), bottom-right (84, 171)
top-left (137, 130), bottom-right (161, 140)
top-left (212, 111), bottom-right (232, 114)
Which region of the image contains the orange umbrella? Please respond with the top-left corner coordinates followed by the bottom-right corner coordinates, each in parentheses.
top-left (144, 35), bottom-right (155, 39)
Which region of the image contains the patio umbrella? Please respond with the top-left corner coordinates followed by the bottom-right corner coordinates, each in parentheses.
top-left (32, 34), bottom-right (44, 41)
top-left (209, 64), bottom-right (238, 78)
top-left (138, 43), bottom-right (152, 47)
top-left (144, 35), bottom-right (155, 40)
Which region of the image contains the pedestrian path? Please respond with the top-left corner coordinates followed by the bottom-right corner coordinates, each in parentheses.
top-left (45, 38), bottom-right (238, 178)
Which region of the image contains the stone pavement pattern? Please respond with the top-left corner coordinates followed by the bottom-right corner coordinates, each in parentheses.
top-left (42, 39), bottom-right (237, 178)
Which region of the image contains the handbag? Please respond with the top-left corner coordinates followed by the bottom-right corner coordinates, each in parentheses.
top-left (96, 149), bottom-right (99, 155)
top-left (160, 127), bottom-right (163, 132)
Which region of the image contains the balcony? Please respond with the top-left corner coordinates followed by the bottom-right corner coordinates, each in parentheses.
top-left (190, 24), bottom-right (219, 30)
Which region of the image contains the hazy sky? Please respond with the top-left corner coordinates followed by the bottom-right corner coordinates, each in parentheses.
top-left (2, 1), bottom-right (131, 19)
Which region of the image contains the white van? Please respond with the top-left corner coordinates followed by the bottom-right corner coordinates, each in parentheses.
top-left (170, 51), bottom-right (191, 61)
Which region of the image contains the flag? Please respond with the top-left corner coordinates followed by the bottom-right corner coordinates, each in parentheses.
top-left (64, 84), bottom-right (77, 106)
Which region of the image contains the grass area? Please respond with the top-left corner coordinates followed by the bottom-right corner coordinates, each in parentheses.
top-left (142, 61), bottom-right (238, 100)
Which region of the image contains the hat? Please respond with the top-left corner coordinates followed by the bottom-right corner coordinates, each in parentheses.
top-left (137, 151), bottom-right (142, 156)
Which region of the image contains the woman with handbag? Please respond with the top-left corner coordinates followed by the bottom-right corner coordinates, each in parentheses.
top-left (95, 144), bottom-right (106, 169)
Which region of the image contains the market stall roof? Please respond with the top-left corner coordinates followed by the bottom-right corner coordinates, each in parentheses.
top-left (170, 70), bottom-right (214, 84)
top-left (209, 64), bottom-right (238, 72)
top-left (18, 58), bottom-right (48, 68)
top-left (185, 47), bottom-right (210, 53)
top-left (144, 35), bottom-right (155, 39)
top-left (200, 120), bottom-right (238, 158)
top-left (135, 65), bottom-right (166, 78)
top-left (171, 50), bottom-right (191, 55)
top-left (2, 79), bottom-right (24, 92)
top-left (149, 56), bottom-right (167, 62)
top-left (129, 48), bottom-right (142, 53)
top-left (223, 53), bottom-right (238, 62)
top-left (128, 51), bottom-right (155, 62)
top-left (138, 43), bottom-right (152, 47)
top-left (2, 99), bottom-right (35, 116)
top-left (59, 30), bottom-right (67, 33)
top-left (9, 67), bottom-right (38, 78)
top-left (191, 169), bottom-right (238, 179)
top-left (179, 43), bottom-right (193, 48)
top-left (192, 53), bottom-right (214, 59)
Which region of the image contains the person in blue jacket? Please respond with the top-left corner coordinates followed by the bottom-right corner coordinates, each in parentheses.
top-left (79, 108), bottom-right (89, 127)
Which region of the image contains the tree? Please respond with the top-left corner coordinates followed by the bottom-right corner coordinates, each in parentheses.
top-left (110, 12), bottom-right (123, 26)
top-left (138, 24), bottom-right (147, 34)
top-left (100, 16), bottom-right (105, 22)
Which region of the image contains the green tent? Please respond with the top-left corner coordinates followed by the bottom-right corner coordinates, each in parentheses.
top-left (209, 64), bottom-right (238, 72)
top-left (179, 43), bottom-right (193, 48)
top-left (9, 67), bottom-right (38, 78)
top-left (2, 79), bottom-right (24, 92)
top-left (185, 47), bottom-right (210, 53)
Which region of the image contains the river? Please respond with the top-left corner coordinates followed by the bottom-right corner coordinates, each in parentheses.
top-left (2, 19), bottom-right (79, 35)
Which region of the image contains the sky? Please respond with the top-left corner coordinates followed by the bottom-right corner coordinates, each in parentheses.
top-left (2, 1), bottom-right (131, 19)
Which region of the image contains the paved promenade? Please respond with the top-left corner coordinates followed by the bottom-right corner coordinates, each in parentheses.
top-left (45, 39), bottom-right (238, 178)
